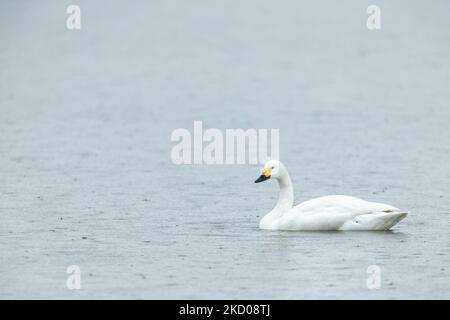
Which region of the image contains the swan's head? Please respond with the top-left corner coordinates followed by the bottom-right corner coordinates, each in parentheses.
top-left (254, 160), bottom-right (286, 183)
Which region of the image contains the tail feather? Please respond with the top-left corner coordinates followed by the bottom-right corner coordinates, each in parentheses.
top-left (382, 211), bottom-right (408, 229)
top-left (340, 211), bottom-right (408, 231)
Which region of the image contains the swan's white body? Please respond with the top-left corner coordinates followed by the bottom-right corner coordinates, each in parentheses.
top-left (255, 161), bottom-right (408, 231)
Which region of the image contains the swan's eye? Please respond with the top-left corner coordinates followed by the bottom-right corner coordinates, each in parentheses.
top-left (271, 166), bottom-right (275, 169)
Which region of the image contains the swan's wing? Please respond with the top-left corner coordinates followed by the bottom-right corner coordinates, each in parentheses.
top-left (277, 195), bottom-right (401, 230)
top-left (292, 195), bottom-right (399, 216)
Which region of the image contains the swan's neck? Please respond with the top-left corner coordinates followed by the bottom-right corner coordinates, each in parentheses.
top-left (272, 174), bottom-right (294, 216)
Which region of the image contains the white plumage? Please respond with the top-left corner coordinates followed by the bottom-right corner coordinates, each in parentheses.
top-left (255, 160), bottom-right (408, 231)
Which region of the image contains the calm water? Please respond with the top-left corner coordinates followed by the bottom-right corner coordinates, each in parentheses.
top-left (1, 0), bottom-right (449, 299)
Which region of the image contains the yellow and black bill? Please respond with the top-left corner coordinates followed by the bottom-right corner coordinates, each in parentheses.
top-left (254, 168), bottom-right (271, 183)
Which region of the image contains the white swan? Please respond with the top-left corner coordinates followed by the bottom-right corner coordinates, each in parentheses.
top-left (254, 160), bottom-right (408, 231)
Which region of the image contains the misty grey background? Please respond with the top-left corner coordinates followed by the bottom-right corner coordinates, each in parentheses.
top-left (1, 0), bottom-right (449, 299)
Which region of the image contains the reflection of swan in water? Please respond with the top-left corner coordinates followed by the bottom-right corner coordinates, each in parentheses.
top-left (254, 160), bottom-right (408, 231)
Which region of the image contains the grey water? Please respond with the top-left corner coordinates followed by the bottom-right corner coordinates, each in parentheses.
top-left (1, 0), bottom-right (449, 299)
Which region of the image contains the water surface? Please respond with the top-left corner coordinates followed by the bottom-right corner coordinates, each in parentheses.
top-left (1, 0), bottom-right (449, 299)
